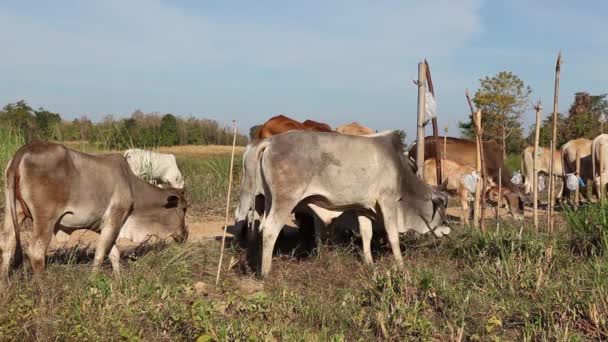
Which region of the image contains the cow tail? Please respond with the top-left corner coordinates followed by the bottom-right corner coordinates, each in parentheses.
top-left (249, 139), bottom-right (271, 226)
top-left (6, 152), bottom-right (26, 266)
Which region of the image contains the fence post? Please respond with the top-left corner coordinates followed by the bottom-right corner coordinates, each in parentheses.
top-left (415, 62), bottom-right (427, 179)
top-left (496, 167), bottom-right (502, 232)
top-left (548, 51), bottom-right (562, 233)
top-left (547, 140), bottom-right (554, 230)
top-left (575, 148), bottom-right (580, 207)
top-left (533, 100), bottom-right (542, 230)
top-left (601, 142), bottom-right (605, 201)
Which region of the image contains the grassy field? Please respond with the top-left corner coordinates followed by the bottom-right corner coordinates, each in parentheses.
top-left (1, 135), bottom-right (608, 340)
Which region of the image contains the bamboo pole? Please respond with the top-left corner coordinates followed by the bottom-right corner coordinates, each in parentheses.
top-left (533, 100), bottom-right (542, 229)
top-left (575, 148), bottom-right (580, 207)
top-left (548, 51), bottom-right (562, 232)
top-left (415, 62), bottom-right (427, 179)
top-left (216, 120), bottom-right (238, 285)
top-left (601, 142), bottom-right (605, 201)
top-left (425, 59), bottom-right (442, 186)
top-left (473, 109), bottom-right (485, 231)
top-left (443, 125), bottom-right (448, 164)
top-left (546, 140), bottom-right (554, 230)
top-left (496, 167), bottom-right (502, 232)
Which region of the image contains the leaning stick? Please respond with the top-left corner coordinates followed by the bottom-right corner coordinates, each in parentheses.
top-left (548, 51), bottom-right (562, 232)
top-left (415, 62), bottom-right (427, 179)
top-left (216, 120), bottom-right (238, 285)
top-left (601, 142), bottom-right (605, 202)
top-left (546, 140), bottom-right (554, 230)
top-left (575, 148), bottom-right (581, 207)
top-left (496, 167), bottom-right (502, 232)
top-left (533, 99), bottom-right (542, 229)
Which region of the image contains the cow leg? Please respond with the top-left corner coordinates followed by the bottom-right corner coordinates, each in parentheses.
top-left (26, 215), bottom-right (56, 274)
top-left (0, 204), bottom-right (26, 280)
top-left (459, 186), bottom-right (470, 226)
top-left (92, 204), bottom-right (131, 274)
top-left (358, 216), bottom-right (373, 265)
top-left (258, 206), bottom-right (290, 278)
top-left (109, 245), bottom-right (121, 278)
top-left (379, 199), bottom-right (404, 269)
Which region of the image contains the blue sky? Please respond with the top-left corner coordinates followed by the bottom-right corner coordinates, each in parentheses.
top-left (0, 0), bottom-right (606, 140)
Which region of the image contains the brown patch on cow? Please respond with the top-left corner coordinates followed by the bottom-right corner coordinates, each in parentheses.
top-left (256, 115), bottom-right (332, 140)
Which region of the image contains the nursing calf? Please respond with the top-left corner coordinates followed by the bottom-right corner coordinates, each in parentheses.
top-left (1, 142), bottom-right (188, 279)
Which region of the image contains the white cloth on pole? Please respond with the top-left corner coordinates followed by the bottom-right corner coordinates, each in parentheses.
top-left (424, 89), bottom-right (437, 124)
top-left (511, 171), bottom-right (523, 186)
top-left (538, 175), bottom-right (546, 192)
top-left (462, 171), bottom-right (480, 194)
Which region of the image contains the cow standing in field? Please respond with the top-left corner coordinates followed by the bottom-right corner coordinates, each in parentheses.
top-left (1, 142), bottom-right (188, 279)
top-left (521, 146), bottom-right (563, 199)
top-left (336, 122), bottom-right (375, 135)
top-left (592, 134), bottom-right (608, 197)
top-left (252, 130), bottom-right (450, 277)
top-left (124, 149), bottom-right (185, 189)
top-left (561, 138), bottom-right (594, 201)
top-left (408, 136), bottom-right (524, 221)
top-left (255, 115), bottom-right (333, 139)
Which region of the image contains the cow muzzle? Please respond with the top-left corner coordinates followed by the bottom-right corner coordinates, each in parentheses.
top-left (172, 228), bottom-right (188, 243)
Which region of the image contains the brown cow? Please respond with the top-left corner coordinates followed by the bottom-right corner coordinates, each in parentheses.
top-left (302, 119), bottom-right (333, 132)
top-left (409, 136), bottom-right (524, 220)
top-left (1, 142), bottom-right (188, 279)
top-left (336, 122), bottom-right (375, 136)
top-left (255, 115), bottom-right (332, 139)
top-left (424, 159), bottom-right (512, 225)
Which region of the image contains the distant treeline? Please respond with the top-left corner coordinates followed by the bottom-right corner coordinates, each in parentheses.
top-left (0, 100), bottom-right (248, 149)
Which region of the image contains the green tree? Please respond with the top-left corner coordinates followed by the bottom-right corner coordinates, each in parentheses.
top-left (0, 100), bottom-right (37, 141)
top-left (35, 107), bottom-right (62, 140)
top-left (562, 92), bottom-right (608, 142)
top-left (460, 71), bottom-right (532, 158)
top-left (160, 113), bottom-right (179, 146)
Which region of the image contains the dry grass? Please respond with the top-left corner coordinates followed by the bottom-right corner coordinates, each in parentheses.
top-left (61, 141), bottom-right (245, 159)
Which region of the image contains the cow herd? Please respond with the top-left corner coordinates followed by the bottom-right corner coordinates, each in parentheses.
top-left (520, 135), bottom-right (608, 204)
top-left (1, 114), bottom-right (606, 280)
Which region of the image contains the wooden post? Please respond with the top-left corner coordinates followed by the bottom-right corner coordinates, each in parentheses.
top-left (547, 140), bottom-right (554, 230)
top-left (496, 167), bottom-right (502, 232)
top-left (601, 142), bottom-right (605, 201)
top-left (548, 51), bottom-right (562, 232)
top-left (533, 100), bottom-right (542, 230)
top-left (425, 60), bottom-right (442, 186)
top-left (415, 62), bottom-right (427, 178)
top-left (443, 125), bottom-right (448, 173)
top-left (473, 117), bottom-right (481, 228)
top-left (473, 109), bottom-right (485, 231)
top-left (216, 120), bottom-right (238, 285)
top-left (575, 148), bottom-right (580, 206)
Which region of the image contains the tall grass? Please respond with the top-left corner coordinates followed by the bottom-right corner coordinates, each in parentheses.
top-left (177, 156), bottom-right (242, 215)
top-left (0, 128), bottom-right (25, 198)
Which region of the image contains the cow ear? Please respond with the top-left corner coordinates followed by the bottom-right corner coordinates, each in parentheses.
top-left (438, 179), bottom-right (449, 192)
top-left (165, 195), bottom-right (180, 209)
top-left (431, 185), bottom-right (448, 207)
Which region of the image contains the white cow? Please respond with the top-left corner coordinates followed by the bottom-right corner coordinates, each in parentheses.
top-left (124, 149), bottom-right (185, 189)
top-left (592, 134), bottom-right (608, 197)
